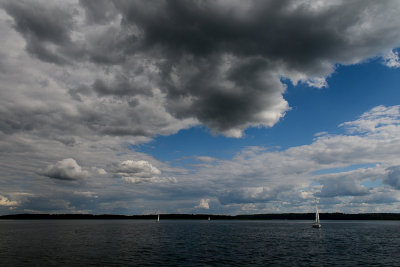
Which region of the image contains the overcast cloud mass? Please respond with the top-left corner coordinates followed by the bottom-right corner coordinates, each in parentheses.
top-left (1, 0), bottom-right (400, 214)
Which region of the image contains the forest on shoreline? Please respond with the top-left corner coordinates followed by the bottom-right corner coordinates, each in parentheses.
top-left (2, 213), bottom-right (400, 220)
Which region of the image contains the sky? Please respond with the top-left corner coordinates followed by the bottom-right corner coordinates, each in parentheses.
top-left (1, 0), bottom-right (400, 215)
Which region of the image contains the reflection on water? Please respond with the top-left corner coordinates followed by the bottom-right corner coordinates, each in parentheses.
top-left (0, 220), bottom-right (399, 266)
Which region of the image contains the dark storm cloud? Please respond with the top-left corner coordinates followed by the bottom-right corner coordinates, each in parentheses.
top-left (79, 0), bottom-right (119, 24)
top-left (384, 166), bottom-right (400, 189)
top-left (103, 0), bottom-right (400, 135)
top-left (2, 0), bottom-right (400, 138)
top-left (2, 1), bottom-right (71, 44)
top-left (116, 0), bottom-right (343, 65)
top-left (113, 0), bottom-right (400, 74)
top-left (92, 76), bottom-right (153, 97)
top-left (159, 55), bottom-right (287, 135)
top-left (0, 104), bottom-right (82, 137)
top-left (2, 0), bottom-right (74, 64)
top-left (68, 85), bottom-right (93, 102)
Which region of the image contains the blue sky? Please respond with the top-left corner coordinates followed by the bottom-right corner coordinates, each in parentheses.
top-left (1, 1), bottom-right (400, 215)
top-left (136, 57), bottom-right (400, 164)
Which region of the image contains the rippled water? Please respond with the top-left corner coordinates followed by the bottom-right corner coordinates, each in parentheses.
top-left (1, 220), bottom-right (400, 266)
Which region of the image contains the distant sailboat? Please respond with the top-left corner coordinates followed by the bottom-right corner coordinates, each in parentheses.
top-left (208, 216), bottom-right (210, 221)
top-left (312, 203), bottom-right (321, 228)
top-left (157, 214), bottom-right (160, 222)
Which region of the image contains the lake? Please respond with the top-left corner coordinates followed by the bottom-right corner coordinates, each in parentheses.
top-left (0, 220), bottom-right (399, 266)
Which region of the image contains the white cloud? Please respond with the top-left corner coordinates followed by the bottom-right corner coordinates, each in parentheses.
top-left (196, 199), bottom-right (210, 209)
top-left (121, 176), bottom-right (177, 184)
top-left (384, 50), bottom-right (400, 68)
top-left (73, 191), bottom-right (98, 198)
top-left (306, 77), bottom-right (328, 88)
top-left (91, 167), bottom-right (107, 175)
top-left (39, 158), bottom-right (90, 180)
top-left (113, 160), bottom-right (165, 184)
top-left (195, 156), bottom-right (216, 163)
top-left (339, 105), bottom-right (400, 134)
top-left (185, 105), bottom-right (400, 212)
top-left (0, 195), bottom-right (18, 207)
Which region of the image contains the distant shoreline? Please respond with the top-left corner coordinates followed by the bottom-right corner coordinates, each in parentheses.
top-left (2, 213), bottom-right (400, 220)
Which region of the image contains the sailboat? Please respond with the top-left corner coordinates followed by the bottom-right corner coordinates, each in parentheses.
top-left (157, 214), bottom-right (160, 222)
top-left (208, 216), bottom-right (210, 221)
top-left (312, 203), bottom-right (321, 228)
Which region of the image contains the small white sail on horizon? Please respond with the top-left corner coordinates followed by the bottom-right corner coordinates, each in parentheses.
top-left (157, 214), bottom-right (160, 222)
top-left (312, 203), bottom-right (321, 228)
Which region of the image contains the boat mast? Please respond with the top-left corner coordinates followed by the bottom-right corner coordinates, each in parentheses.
top-left (312, 199), bottom-right (321, 228)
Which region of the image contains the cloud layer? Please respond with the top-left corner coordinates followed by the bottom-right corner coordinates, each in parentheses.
top-left (2, 104), bottom-right (400, 214)
top-left (1, 0), bottom-right (400, 139)
top-left (1, 1), bottom-right (400, 214)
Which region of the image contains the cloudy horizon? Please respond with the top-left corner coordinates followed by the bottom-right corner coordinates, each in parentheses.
top-left (1, 0), bottom-right (400, 215)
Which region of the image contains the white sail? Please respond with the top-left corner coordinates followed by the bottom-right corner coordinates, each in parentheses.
top-left (312, 202), bottom-right (321, 228)
top-left (157, 214), bottom-right (160, 222)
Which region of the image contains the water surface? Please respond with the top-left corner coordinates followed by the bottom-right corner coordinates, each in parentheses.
top-left (0, 220), bottom-right (399, 266)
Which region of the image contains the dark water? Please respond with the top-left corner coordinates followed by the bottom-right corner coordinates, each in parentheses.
top-left (1, 220), bottom-right (400, 266)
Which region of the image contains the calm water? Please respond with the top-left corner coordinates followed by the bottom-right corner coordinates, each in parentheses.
top-left (0, 220), bottom-right (399, 266)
